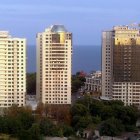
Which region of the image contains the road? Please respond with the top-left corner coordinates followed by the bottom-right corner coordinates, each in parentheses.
top-left (71, 92), bottom-right (83, 104)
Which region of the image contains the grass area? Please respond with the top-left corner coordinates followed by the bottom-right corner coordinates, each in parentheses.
top-left (0, 134), bottom-right (18, 140)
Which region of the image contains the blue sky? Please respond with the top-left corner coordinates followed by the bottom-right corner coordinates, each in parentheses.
top-left (0, 0), bottom-right (140, 45)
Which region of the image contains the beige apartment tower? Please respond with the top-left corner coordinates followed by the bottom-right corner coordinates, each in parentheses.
top-left (36, 25), bottom-right (72, 104)
top-left (102, 25), bottom-right (140, 106)
top-left (102, 26), bottom-right (140, 106)
top-left (0, 31), bottom-right (26, 107)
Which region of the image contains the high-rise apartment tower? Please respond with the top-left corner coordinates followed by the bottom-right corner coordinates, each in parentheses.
top-left (102, 25), bottom-right (140, 106)
top-left (36, 25), bottom-right (72, 104)
top-left (0, 31), bottom-right (26, 107)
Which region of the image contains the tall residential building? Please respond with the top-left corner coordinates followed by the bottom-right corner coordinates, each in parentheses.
top-left (36, 25), bottom-right (72, 104)
top-left (102, 25), bottom-right (140, 106)
top-left (0, 31), bottom-right (26, 107)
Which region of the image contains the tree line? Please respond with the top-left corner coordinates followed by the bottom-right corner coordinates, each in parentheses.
top-left (71, 96), bottom-right (140, 136)
top-left (27, 72), bottom-right (86, 95)
top-left (0, 96), bottom-right (139, 139)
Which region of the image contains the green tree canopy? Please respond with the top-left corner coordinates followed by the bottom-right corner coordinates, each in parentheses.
top-left (99, 117), bottom-right (125, 136)
top-left (71, 103), bottom-right (88, 116)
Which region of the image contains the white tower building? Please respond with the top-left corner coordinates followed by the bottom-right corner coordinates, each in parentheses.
top-left (0, 31), bottom-right (26, 107)
top-left (36, 25), bottom-right (72, 104)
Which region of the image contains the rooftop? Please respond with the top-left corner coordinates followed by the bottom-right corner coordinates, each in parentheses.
top-left (50, 25), bottom-right (67, 33)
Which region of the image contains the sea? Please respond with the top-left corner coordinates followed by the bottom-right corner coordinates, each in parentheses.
top-left (27, 45), bottom-right (101, 74)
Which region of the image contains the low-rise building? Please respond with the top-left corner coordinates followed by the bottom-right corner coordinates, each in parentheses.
top-left (84, 71), bottom-right (101, 94)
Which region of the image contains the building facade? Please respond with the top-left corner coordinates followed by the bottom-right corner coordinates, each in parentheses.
top-left (36, 25), bottom-right (72, 104)
top-left (85, 71), bottom-right (101, 93)
top-left (102, 25), bottom-right (140, 106)
top-left (0, 31), bottom-right (26, 107)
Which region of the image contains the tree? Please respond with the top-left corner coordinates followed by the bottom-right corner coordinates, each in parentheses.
top-left (49, 126), bottom-right (63, 137)
top-left (5, 105), bottom-right (35, 130)
top-left (39, 118), bottom-right (54, 136)
top-left (71, 115), bottom-right (81, 128)
top-left (61, 124), bottom-right (74, 137)
top-left (71, 103), bottom-right (88, 116)
top-left (0, 117), bottom-right (9, 134)
top-left (15, 108), bottom-right (35, 130)
top-left (99, 117), bottom-right (125, 136)
top-left (6, 117), bottom-right (22, 136)
top-left (111, 105), bottom-right (139, 127)
top-left (35, 102), bottom-right (46, 119)
top-left (29, 123), bottom-right (41, 140)
top-left (74, 116), bottom-right (93, 130)
top-left (100, 106), bottom-right (114, 120)
top-left (76, 95), bottom-right (93, 107)
top-left (45, 104), bottom-right (72, 124)
top-left (92, 116), bottom-right (101, 124)
top-left (18, 129), bottom-right (32, 140)
top-left (124, 106), bottom-right (139, 125)
top-left (72, 71), bottom-right (86, 93)
top-left (108, 100), bottom-right (124, 106)
top-left (89, 100), bottom-right (104, 117)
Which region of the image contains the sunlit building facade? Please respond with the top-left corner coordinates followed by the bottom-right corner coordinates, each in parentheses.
top-left (0, 31), bottom-right (26, 107)
top-left (85, 71), bottom-right (101, 93)
top-left (36, 25), bottom-right (72, 104)
top-left (102, 25), bottom-right (140, 106)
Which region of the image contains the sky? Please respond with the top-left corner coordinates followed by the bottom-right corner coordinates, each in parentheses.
top-left (0, 0), bottom-right (140, 46)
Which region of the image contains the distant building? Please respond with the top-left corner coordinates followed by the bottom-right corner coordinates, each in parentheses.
top-left (36, 25), bottom-right (72, 104)
top-left (102, 25), bottom-right (140, 106)
top-left (0, 31), bottom-right (26, 107)
top-left (26, 95), bottom-right (37, 110)
top-left (84, 71), bottom-right (101, 93)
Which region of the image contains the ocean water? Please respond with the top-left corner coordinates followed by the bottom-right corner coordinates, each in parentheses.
top-left (27, 45), bottom-right (101, 74)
